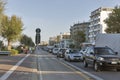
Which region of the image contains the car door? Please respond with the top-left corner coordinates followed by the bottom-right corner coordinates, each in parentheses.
top-left (85, 48), bottom-right (95, 64)
top-left (64, 50), bottom-right (69, 60)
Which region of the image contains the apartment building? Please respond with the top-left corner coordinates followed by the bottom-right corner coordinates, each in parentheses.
top-left (89, 7), bottom-right (113, 43)
top-left (59, 32), bottom-right (73, 48)
top-left (49, 32), bottom-right (72, 48)
top-left (70, 22), bottom-right (90, 42)
top-left (49, 37), bottom-right (57, 46)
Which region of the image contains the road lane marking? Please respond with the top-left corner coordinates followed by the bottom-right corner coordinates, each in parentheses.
top-left (63, 61), bottom-right (104, 80)
top-left (0, 54), bottom-right (30, 80)
top-left (39, 71), bottom-right (82, 74)
top-left (37, 56), bottom-right (43, 80)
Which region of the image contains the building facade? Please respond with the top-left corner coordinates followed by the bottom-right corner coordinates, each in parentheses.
top-left (70, 22), bottom-right (90, 42)
top-left (59, 32), bottom-right (73, 48)
top-left (49, 32), bottom-right (72, 48)
top-left (49, 37), bottom-right (57, 46)
top-left (89, 7), bottom-right (113, 43)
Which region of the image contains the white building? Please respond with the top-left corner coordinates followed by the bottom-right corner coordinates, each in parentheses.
top-left (59, 32), bottom-right (73, 48)
top-left (89, 7), bottom-right (113, 43)
top-left (59, 39), bottom-right (74, 48)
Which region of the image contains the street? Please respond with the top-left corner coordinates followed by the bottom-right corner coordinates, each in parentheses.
top-left (35, 48), bottom-right (91, 80)
top-left (0, 53), bottom-right (38, 80)
top-left (0, 48), bottom-right (120, 80)
top-left (36, 48), bottom-right (120, 80)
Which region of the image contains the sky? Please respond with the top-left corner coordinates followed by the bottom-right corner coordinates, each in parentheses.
top-left (5, 0), bottom-right (120, 43)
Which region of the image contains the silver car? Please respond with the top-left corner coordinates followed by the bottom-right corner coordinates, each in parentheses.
top-left (64, 49), bottom-right (82, 61)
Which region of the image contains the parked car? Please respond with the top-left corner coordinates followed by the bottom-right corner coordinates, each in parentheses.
top-left (79, 47), bottom-right (89, 61)
top-left (52, 48), bottom-right (59, 55)
top-left (48, 48), bottom-right (53, 53)
top-left (64, 49), bottom-right (82, 61)
top-left (83, 46), bottom-right (120, 71)
top-left (57, 48), bottom-right (66, 58)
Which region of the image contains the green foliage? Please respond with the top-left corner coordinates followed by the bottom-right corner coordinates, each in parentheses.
top-left (69, 44), bottom-right (75, 49)
top-left (1, 15), bottom-right (23, 50)
top-left (0, 0), bottom-right (5, 13)
top-left (10, 49), bottom-right (19, 56)
top-left (16, 45), bottom-right (23, 53)
top-left (0, 0), bottom-right (6, 33)
top-left (20, 34), bottom-right (35, 47)
top-left (1, 15), bottom-right (23, 41)
top-left (72, 31), bottom-right (86, 48)
top-left (104, 6), bottom-right (120, 33)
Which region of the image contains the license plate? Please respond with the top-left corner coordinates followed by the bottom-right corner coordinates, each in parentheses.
top-left (76, 58), bottom-right (79, 59)
top-left (111, 62), bottom-right (117, 64)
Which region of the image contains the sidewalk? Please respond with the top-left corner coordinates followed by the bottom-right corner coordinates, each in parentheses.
top-left (0, 53), bottom-right (38, 80)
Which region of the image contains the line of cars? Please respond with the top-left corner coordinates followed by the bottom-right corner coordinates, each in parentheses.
top-left (42, 46), bottom-right (120, 72)
top-left (52, 48), bottom-right (83, 61)
top-left (43, 47), bottom-right (83, 62)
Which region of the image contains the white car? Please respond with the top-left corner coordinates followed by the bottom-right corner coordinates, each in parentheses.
top-left (64, 49), bottom-right (82, 61)
top-left (52, 48), bottom-right (59, 55)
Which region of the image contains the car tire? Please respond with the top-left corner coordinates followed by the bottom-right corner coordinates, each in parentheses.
top-left (64, 57), bottom-right (66, 61)
top-left (94, 62), bottom-right (101, 72)
top-left (116, 69), bottom-right (120, 71)
top-left (83, 59), bottom-right (88, 67)
top-left (68, 57), bottom-right (71, 62)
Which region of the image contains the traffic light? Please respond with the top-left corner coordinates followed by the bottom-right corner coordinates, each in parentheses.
top-left (35, 28), bottom-right (41, 45)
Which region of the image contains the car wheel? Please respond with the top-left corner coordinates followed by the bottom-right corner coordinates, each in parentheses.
top-left (68, 57), bottom-right (71, 62)
top-left (94, 62), bottom-right (101, 72)
top-left (116, 69), bottom-right (120, 71)
top-left (83, 59), bottom-right (88, 67)
top-left (64, 57), bottom-right (66, 61)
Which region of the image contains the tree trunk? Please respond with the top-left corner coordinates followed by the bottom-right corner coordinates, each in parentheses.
top-left (8, 40), bottom-right (11, 50)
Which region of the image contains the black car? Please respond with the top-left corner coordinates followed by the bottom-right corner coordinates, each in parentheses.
top-left (83, 46), bottom-right (120, 71)
top-left (57, 48), bottom-right (66, 58)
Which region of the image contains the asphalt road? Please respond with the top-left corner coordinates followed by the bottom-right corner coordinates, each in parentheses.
top-left (0, 53), bottom-right (38, 80)
top-left (35, 48), bottom-right (93, 80)
top-left (0, 48), bottom-right (120, 80)
top-left (36, 48), bottom-right (120, 80)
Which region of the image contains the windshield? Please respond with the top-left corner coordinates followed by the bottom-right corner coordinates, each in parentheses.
top-left (95, 48), bottom-right (115, 55)
top-left (69, 50), bottom-right (79, 54)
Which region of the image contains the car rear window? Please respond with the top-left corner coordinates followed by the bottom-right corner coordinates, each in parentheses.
top-left (95, 48), bottom-right (115, 55)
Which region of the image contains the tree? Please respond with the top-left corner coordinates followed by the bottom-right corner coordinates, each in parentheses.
top-left (72, 31), bottom-right (86, 48)
top-left (0, 0), bottom-right (5, 32)
top-left (1, 15), bottom-right (23, 50)
top-left (20, 34), bottom-right (35, 47)
top-left (0, 40), bottom-right (3, 50)
top-left (104, 6), bottom-right (120, 33)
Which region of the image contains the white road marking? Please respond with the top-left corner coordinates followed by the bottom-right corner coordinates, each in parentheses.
top-left (37, 56), bottom-right (43, 80)
top-left (38, 58), bottom-right (43, 80)
top-left (63, 61), bottom-right (104, 80)
top-left (0, 54), bottom-right (30, 80)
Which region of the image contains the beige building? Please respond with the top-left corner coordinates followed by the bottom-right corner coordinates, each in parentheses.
top-left (49, 32), bottom-right (71, 47)
top-left (49, 37), bottom-right (57, 46)
top-left (70, 22), bottom-right (90, 42)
